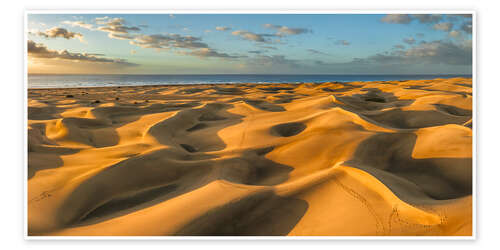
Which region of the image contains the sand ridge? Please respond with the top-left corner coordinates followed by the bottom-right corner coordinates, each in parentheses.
top-left (27, 78), bottom-right (473, 236)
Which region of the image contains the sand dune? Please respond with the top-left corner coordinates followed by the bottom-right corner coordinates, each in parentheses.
top-left (27, 78), bottom-right (473, 236)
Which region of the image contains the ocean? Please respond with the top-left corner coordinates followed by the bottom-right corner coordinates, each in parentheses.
top-left (27, 74), bottom-right (472, 89)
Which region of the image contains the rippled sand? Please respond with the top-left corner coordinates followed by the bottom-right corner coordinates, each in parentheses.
top-left (27, 78), bottom-right (473, 236)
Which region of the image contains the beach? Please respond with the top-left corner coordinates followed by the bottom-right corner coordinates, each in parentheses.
top-left (27, 77), bottom-right (473, 236)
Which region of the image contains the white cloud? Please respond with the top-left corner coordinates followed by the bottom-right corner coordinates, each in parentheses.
top-left (380, 14), bottom-right (413, 24)
top-left (62, 21), bottom-right (93, 30)
top-left (232, 30), bottom-right (271, 43)
top-left (263, 24), bottom-right (311, 36)
top-left (433, 22), bottom-right (453, 32)
top-left (403, 37), bottom-right (416, 45)
top-left (215, 26), bottom-right (231, 31)
top-left (34, 27), bottom-right (85, 43)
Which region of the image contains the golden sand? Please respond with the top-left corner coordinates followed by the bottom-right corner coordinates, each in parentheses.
top-left (27, 78), bottom-right (473, 236)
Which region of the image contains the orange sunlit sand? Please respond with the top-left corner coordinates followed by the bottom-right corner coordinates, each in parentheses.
top-left (27, 78), bottom-right (472, 236)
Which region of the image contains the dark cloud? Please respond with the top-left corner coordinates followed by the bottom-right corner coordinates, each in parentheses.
top-left (380, 14), bottom-right (413, 24)
top-left (355, 40), bottom-right (472, 65)
top-left (248, 50), bottom-right (264, 54)
top-left (461, 20), bottom-right (473, 34)
top-left (35, 27), bottom-right (83, 42)
top-left (27, 40), bottom-right (138, 66)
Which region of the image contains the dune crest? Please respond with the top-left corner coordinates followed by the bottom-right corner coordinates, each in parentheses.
top-left (28, 78), bottom-right (473, 236)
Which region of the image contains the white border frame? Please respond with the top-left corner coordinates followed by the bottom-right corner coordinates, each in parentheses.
top-left (24, 10), bottom-right (477, 240)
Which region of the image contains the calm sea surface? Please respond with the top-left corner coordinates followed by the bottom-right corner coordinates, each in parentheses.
top-left (28, 74), bottom-right (472, 89)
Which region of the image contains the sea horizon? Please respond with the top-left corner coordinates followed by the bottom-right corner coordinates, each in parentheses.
top-left (28, 73), bottom-right (473, 89)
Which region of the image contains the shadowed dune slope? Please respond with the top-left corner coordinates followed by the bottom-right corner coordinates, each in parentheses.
top-left (27, 78), bottom-right (473, 236)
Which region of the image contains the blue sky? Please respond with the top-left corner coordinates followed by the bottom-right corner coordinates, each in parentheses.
top-left (27, 14), bottom-right (473, 74)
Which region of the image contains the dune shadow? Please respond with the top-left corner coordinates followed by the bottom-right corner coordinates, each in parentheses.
top-left (345, 132), bottom-right (472, 203)
top-left (244, 99), bottom-right (286, 112)
top-left (270, 122), bottom-right (306, 137)
top-left (361, 109), bottom-right (471, 129)
top-left (27, 123), bottom-right (80, 179)
top-left (148, 103), bottom-right (244, 152)
top-left (334, 88), bottom-right (414, 112)
top-left (54, 102), bottom-right (296, 229)
top-left (174, 190), bottom-right (308, 236)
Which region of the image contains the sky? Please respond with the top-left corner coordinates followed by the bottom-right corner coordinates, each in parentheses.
top-left (27, 13), bottom-right (473, 75)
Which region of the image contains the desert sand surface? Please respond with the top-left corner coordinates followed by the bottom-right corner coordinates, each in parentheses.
top-left (27, 77), bottom-right (473, 236)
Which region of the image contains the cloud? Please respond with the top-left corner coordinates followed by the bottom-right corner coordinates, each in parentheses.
top-left (416, 33), bottom-right (425, 38)
top-left (307, 49), bottom-right (329, 55)
top-left (27, 40), bottom-right (138, 66)
top-left (263, 24), bottom-right (311, 35)
top-left (231, 24), bottom-right (310, 44)
top-left (248, 50), bottom-right (264, 54)
top-left (381, 14), bottom-right (450, 25)
top-left (412, 14), bottom-right (443, 24)
top-left (354, 40), bottom-right (472, 65)
top-left (231, 30), bottom-right (273, 43)
top-left (335, 40), bottom-right (350, 46)
top-left (260, 46), bottom-right (277, 50)
top-left (62, 20), bottom-right (93, 30)
top-left (393, 44), bottom-right (405, 49)
top-left (433, 22), bottom-right (453, 32)
top-left (461, 20), bottom-right (472, 34)
top-left (130, 34), bottom-right (209, 49)
top-left (108, 33), bottom-right (136, 40)
top-left (448, 14), bottom-right (472, 18)
top-left (128, 34), bottom-right (240, 59)
top-left (97, 17), bottom-right (141, 37)
top-left (35, 27), bottom-right (84, 42)
top-left (178, 48), bottom-right (242, 59)
top-left (403, 37), bottom-right (416, 45)
top-left (247, 54), bottom-right (300, 69)
top-left (215, 26), bottom-right (231, 31)
top-left (380, 14), bottom-right (413, 24)
top-left (449, 30), bottom-right (461, 38)
top-left (95, 16), bottom-right (109, 22)
top-left (130, 49), bottom-right (136, 55)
